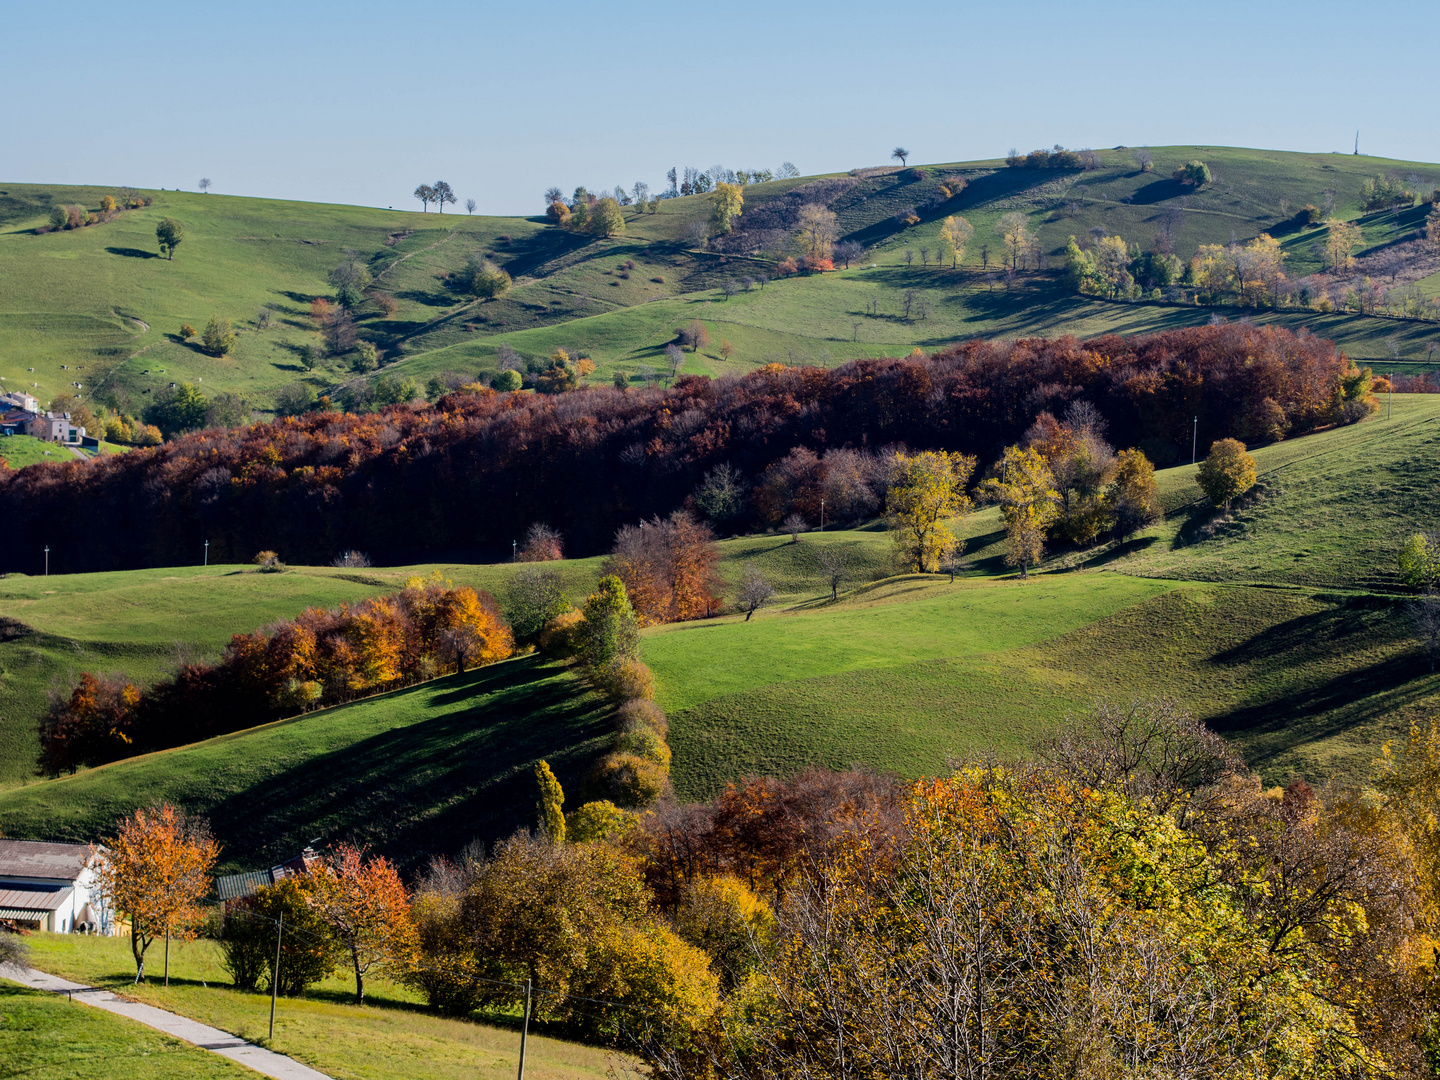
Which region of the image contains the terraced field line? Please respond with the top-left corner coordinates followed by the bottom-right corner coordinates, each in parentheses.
top-left (2, 964), bottom-right (332, 1080)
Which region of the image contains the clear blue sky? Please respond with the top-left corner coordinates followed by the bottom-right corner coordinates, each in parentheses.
top-left (6, 0), bottom-right (1436, 216)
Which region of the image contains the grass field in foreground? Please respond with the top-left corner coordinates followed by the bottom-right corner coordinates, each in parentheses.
top-left (20, 933), bottom-right (619, 1080)
top-left (0, 656), bottom-right (611, 874)
top-left (661, 583), bottom-right (1439, 800)
top-left (0, 978), bottom-right (249, 1080)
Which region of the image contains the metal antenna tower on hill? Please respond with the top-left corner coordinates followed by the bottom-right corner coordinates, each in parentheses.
top-left (1355, 131), bottom-right (1360, 155)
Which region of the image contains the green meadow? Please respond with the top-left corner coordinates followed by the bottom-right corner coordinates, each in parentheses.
top-left (0, 398), bottom-right (1437, 867)
top-left (16, 934), bottom-right (619, 1080)
top-left (5, 145), bottom-right (1440, 425)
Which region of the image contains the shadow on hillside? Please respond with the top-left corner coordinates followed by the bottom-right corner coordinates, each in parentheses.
top-left (1130, 179), bottom-right (1187, 205)
top-left (205, 657), bottom-right (613, 874)
top-left (395, 289), bottom-right (454, 308)
top-left (105, 246), bottom-right (159, 260)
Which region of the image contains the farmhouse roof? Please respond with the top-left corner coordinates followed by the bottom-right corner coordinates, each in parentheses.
top-left (0, 884), bottom-right (74, 918)
top-left (0, 839), bottom-right (97, 880)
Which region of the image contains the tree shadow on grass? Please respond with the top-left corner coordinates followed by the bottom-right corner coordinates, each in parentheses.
top-left (105, 246), bottom-right (159, 259)
top-left (206, 658), bottom-right (613, 875)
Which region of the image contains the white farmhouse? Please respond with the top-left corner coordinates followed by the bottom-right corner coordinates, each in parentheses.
top-left (0, 839), bottom-right (113, 934)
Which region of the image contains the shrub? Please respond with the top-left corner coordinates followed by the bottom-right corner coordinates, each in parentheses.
top-left (615, 724), bottom-right (671, 769)
top-left (351, 341), bottom-right (378, 373)
top-left (593, 751), bottom-right (669, 807)
top-left (617, 698), bottom-right (669, 740)
top-left (405, 889), bottom-right (480, 1015)
top-left (331, 549), bottom-right (371, 568)
top-left (564, 800), bottom-right (637, 844)
top-left (801, 256), bottom-right (833, 272)
top-left (180, 324), bottom-right (197, 339)
top-left (48, 205), bottom-right (68, 230)
top-left (777, 257), bottom-right (799, 276)
top-left (1174, 160), bottom-right (1212, 187)
top-left (490, 369), bottom-right (522, 392)
top-left (100, 195), bottom-right (116, 213)
top-left (905, 167), bottom-right (927, 182)
top-left (252, 550), bottom-right (281, 567)
top-left (375, 294), bottom-right (398, 317)
top-left (595, 656), bottom-right (655, 703)
top-left (539, 609), bottom-right (585, 656)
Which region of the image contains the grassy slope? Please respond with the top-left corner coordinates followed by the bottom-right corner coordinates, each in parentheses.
top-left (0, 978), bottom-right (250, 1080)
top-left (21, 934), bottom-right (618, 1080)
top-left (5, 146), bottom-right (1440, 421)
top-left (0, 657), bottom-right (613, 874)
top-left (1, 403), bottom-right (1437, 865)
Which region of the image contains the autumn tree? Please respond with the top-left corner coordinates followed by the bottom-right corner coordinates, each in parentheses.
top-left (307, 844), bottom-right (415, 1004)
top-left (795, 204), bottom-right (839, 260)
top-left (998, 211), bottom-right (1032, 270)
top-left (985, 446), bottom-right (1059, 578)
top-left (96, 804), bottom-right (219, 984)
top-left (1324, 218), bottom-right (1363, 271)
top-left (1398, 531), bottom-right (1440, 591)
top-left (590, 196), bottom-right (626, 237)
top-left (710, 181), bottom-right (743, 235)
top-left (1196, 437), bottom-right (1256, 510)
top-left (680, 319), bottom-right (709, 354)
top-left (536, 759), bottom-right (566, 843)
top-left (736, 564), bottom-right (775, 621)
top-left (155, 218), bottom-right (184, 260)
top-left (938, 215), bottom-right (973, 268)
top-left (582, 575), bottom-right (642, 668)
top-left (1105, 447), bottom-right (1161, 540)
top-left (1174, 159), bottom-right (1212, 187)
top-left (517, 522), bottom-right (563, 562)
top-left (606, 512), bottom-right (723, 624)
top-left (885, 450), bottom-right (977, 572)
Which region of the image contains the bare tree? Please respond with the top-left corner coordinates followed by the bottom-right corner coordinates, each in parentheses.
top-left (682, 219), bottom-right (709, 249)
top-left (852, 321), bottom-right (862, 342)
top-left (891, 147), bottom-right (910, 167)
top-left (665, 343), bottom-right (685, 379)
top-left (904, 249), bottom-right (915, 267)
top-left (721, 280), bottom-right (739, 300)
top-left (736, 564), bottom-right (776, 621)
top-left (917, 298), bottom-right (933, 320)
top-left (431, 180), bottom-right (456, 213)
top-left (1410, 595), bottom-right (1440, 673)
top-left (1132, 148), bottom-right (1153, 173)
top-left (816, 546), bottom-right (850, 601)
top-left (465, 198), bottom-right (477, 215)
top-left (777, 162), bottom-right (800, 179)
top-left (834, 240), bottom-right (863, 268)
top-left (198, 178), bottom-right (212, 194)
top-left (920, 247), bottom-right (930, 267)
top-left (782, 512), bottom-right (807, 543)
top-left (414, 183), bottom-right (434, 212)
top-left (902, 289), bottom-right (917, 318)
top-left (332, 550), bottom-right (371, 568)
top-left (631, 181), bottom-right (650, 205)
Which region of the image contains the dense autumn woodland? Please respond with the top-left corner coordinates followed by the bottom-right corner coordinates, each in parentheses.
top-left (0, 324), bottom-right (1373, 574)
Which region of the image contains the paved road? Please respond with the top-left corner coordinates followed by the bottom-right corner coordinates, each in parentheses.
top-left (2, 964), bottom-right (332, 1080)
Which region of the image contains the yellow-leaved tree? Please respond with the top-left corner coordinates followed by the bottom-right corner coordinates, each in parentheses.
top-left (307, 844), bottom-right (416, 1005)
top-left (938, 215), bottom-right (973, 268)
top-left (984, 446), bottom-right (1059, 579)
top-left (1196, 437), bottom-right (1256, 510)
top-left (1324, 218), bottom-right (1363, 271)
top-left (96, 803), bottom-right (219, 984)
top-left (535, 759), bottom-right (566, 844)
top-left (884, 450), bottom-right (977, 572)
top-left (710, 182), bottom-right (743, 235)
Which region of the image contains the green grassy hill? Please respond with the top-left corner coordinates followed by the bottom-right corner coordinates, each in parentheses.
top-left (5, 146), bottom-right (1439, 426)
top-left (0, 401), bottom-right (1436, 869)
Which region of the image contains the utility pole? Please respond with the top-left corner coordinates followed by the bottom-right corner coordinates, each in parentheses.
top-left (203, 539), bottom-right (209, 566)
top-left (44, 545), bottom-right (49, 577)
top-left (1388, 372), bottom-right (1393, 420)
top-left (516, 978), bottom-right (531, 1080)
top-left (820, 498), bottom-right (825, 532)
top-left (164, 922), bottom-right (170, 986)
top-left (269, 912), bottom-right (283, 1041)
top-left (512, 539), bottom-right (517, 560)
top-left (1192, 416), bottom-right (1198, 465)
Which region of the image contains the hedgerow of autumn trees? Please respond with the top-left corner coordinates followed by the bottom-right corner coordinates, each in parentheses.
top-left (0, 325), bottom-right (1377, 574)
top-left (40, 576), bottom-right (511, 774)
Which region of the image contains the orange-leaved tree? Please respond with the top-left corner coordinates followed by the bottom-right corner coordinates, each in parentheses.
top-left (307, 844), bottom-right (416, 1004)
top-left (96, 804), bottom-right (219, 984)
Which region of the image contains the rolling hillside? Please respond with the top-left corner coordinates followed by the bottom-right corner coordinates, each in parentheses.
top-left (0, 399), bottom-right (1436, 871)
top-left (5, 145), bottom-right (1440, 427)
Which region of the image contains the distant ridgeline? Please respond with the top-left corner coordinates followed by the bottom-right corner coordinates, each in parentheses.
top-left (0, 325), bottom-right (1375, 573)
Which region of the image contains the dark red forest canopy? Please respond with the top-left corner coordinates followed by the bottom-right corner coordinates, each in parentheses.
top-left (0, 325), bottom-right (1353, 572)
